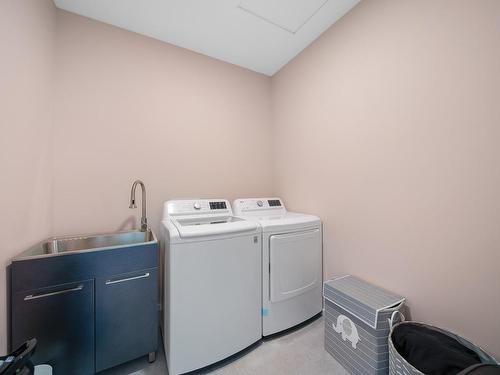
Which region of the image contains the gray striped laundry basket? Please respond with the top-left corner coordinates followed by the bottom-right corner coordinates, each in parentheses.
top-left (388, 320), bottom-right (500, 375)
top-left (324, 275), bottom-right (405, 375)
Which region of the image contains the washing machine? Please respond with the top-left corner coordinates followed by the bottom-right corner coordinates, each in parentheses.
top-left (233, 198), bottom-right (323, 336)
top-left (160, 199), bottom-right (261, 375)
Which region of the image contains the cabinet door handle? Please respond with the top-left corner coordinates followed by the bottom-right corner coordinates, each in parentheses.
top-left (105, 272), bottom-right (150, 285)
top-left (24, 285), bottom-right (84, 301)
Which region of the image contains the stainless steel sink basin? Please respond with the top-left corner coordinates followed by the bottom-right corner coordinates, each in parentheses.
top-left (15, 229), bottom-right (157, 260)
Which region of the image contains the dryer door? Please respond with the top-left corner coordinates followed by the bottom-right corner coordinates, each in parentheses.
top-left (269, 228), bottom-right (321, 303)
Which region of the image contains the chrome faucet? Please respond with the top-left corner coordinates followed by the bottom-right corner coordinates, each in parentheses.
top-left (129, 179), bottom-right (148, 231)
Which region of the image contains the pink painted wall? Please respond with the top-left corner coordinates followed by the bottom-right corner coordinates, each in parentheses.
top-left (53, 11), bottom-right (273, 236)
top-left (272, 0), bottom-right (500, 357)
top-left (0, 0), bottom-right (56, 354)
top-left (2, 0), bottom-right (499, 361)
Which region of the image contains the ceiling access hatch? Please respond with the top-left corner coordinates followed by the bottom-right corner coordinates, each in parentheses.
top-left (238, 0), bottom-right (329, 34)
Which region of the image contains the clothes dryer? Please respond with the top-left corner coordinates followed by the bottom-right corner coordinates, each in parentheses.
top-left (233, 198), bottom-right (322, 336)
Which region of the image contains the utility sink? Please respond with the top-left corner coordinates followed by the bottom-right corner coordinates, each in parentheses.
top-left (9, 228), bottom-right (158, 374)
top-left (15, 229), bottom-right (157, 260)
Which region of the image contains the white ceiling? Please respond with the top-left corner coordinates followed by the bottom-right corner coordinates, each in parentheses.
top-left (53, 0), bottom-right (360, 76)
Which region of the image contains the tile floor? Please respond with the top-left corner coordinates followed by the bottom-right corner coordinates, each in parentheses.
top-left (99, 316), bottom-right (348, 375)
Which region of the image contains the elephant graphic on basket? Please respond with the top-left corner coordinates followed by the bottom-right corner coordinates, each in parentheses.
top-left (332, 314), bottom-right (360, 349)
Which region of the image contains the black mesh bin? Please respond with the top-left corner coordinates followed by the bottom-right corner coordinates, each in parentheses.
top-left (389, 320), bottom-right (499, 375)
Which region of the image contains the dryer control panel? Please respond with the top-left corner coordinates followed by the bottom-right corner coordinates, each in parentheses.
top-left (233, 198), bottom-right (286, 214)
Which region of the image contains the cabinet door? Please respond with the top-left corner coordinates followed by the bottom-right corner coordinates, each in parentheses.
top-left (95, 268), bottom-right (158, 372)
top-left (11, 280), bottom-right (95, 375)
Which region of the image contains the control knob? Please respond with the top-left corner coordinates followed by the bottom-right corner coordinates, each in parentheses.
top-left (193, 202), bottom-right (202, 210)
top-left (257, 200), bottom-right (264, 207)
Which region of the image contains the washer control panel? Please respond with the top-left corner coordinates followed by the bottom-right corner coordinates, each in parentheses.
top-left (268, 199), bottom-right (281, 207)
top-left (166, 199), bottom-right (232, 216)
top-left (209, 201), bottom-right (227, 210)
top-left (233, 198), bottom-right (285, 214)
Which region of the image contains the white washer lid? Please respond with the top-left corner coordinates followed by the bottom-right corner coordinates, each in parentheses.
top-left (172, 216), bottom-right (258, 238)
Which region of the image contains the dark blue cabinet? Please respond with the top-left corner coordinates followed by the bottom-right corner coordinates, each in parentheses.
top-left (11, 280), bottom-right (95, 375)
top-left (9, 241), bottom-right (158, 374)
top-left (95, 268), bottom-right (158, 372)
